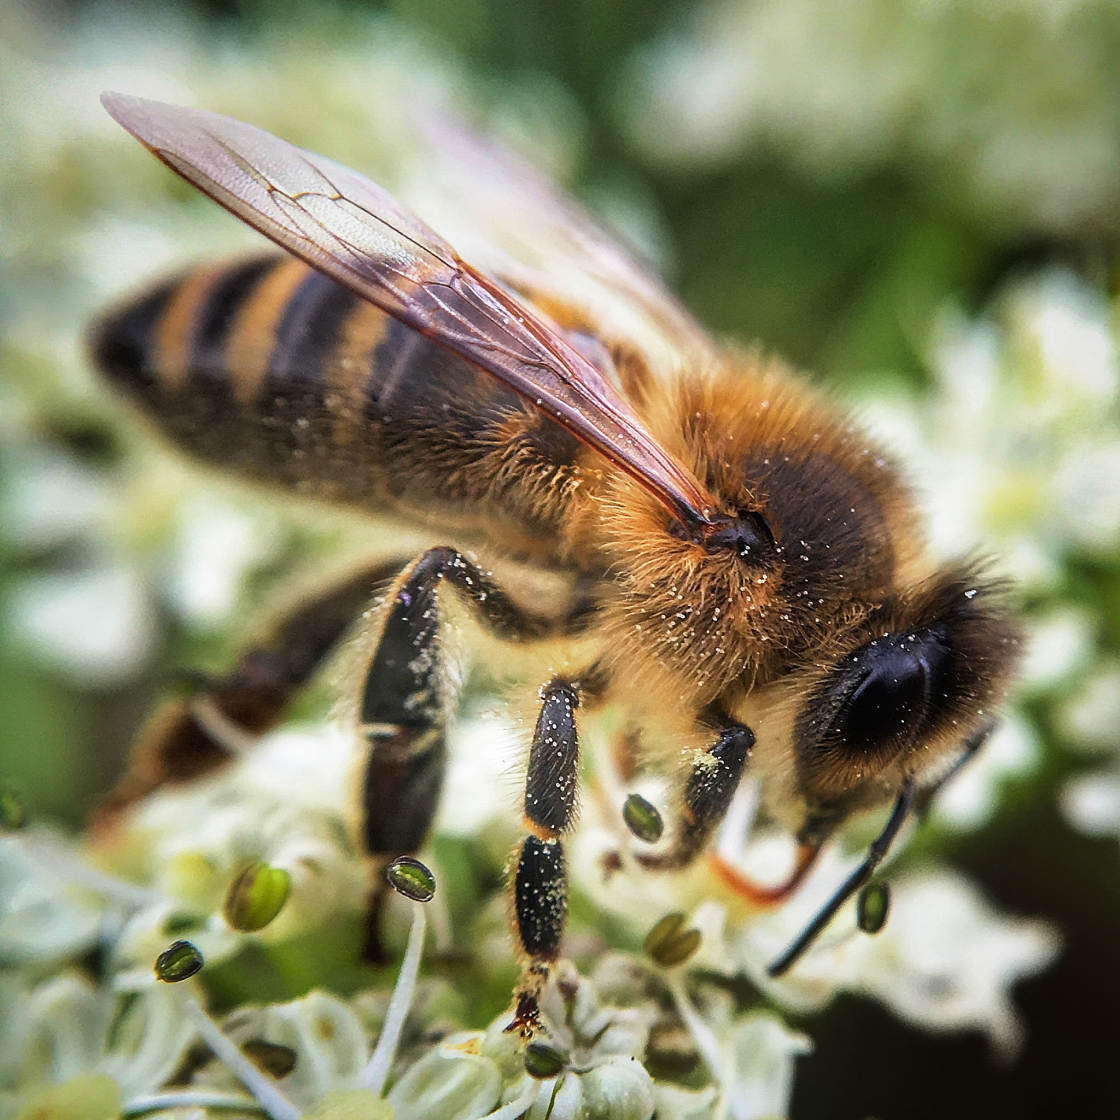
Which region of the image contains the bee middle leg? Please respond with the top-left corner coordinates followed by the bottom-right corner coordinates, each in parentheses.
top-left (507, 679), bottom-right (581, 1039)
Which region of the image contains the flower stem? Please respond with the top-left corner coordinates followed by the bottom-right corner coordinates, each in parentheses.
top-left (361, 901), bottom-right (427, 1095)
top-left (184, 999), bottom-right (300, 1120)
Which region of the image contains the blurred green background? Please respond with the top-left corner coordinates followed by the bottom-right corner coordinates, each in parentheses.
top-left (2, 0), bottom-right (1119, 1116)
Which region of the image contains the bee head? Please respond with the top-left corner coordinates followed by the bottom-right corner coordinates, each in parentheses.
top-left (791, 568), bottom-right (1021, 800)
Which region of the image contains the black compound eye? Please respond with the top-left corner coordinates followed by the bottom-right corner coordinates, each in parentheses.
top-left (797, 626), bottom-right (953, 798)
top-left (831, 645), bottom-right (932, 752)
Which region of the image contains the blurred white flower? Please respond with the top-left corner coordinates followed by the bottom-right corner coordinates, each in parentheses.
top-left (619, 0), bottom-right (1120, 233)
top-left (0, 444), bottom-right (115, 551)
top-left (932, 713), bottom-right (1041, 832)
top-left (6, 971), bottom-right (196, 1109)
top-left (1055, 662), bottom-right (1120, 755)
top-left (740, 865), bottom-right (1059, 1057)
top-left (164, 495), bottom-right (285, 629)
top-left (1061, 770), bottom-right (1120, 840)
top-left (0, 831), bottom-right (105, 967)
top-left (8, 562), bottom-right (158, 686)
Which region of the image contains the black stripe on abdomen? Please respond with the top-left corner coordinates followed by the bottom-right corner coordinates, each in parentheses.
top-left (267, 270), bottom-right (362, 392)
top-left (190, 256), bottom-right (276, 379)
top-left (89, 277), bottom-right (179, 395)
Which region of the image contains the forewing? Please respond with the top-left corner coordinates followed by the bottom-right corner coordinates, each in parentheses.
top-left (405, 108), bottom-right (717, 384)
top-left (101, 93), bottom-right (715, 529)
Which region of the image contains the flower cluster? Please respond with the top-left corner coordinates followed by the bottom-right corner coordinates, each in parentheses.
top-left (2, 1), bottom-right (1115, 1116)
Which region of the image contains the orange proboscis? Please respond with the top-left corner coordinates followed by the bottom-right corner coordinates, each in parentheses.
top-left (707, 843), bottom-right (820, 906)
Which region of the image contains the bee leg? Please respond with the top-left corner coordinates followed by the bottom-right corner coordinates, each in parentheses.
top-left (767, 778), bottom-right (915, 977)
top-left (634, 724), bottom-right (755, 872)
top-left (505, 680), bottom-right (581, 1040)
top-left (354, 548), bottom-right (561, 962)
top-left (92, 557), bottom-right (404, 836)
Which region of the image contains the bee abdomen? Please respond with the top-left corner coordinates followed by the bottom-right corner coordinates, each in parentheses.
top-left (91, 256), bottom-right (277, 397)
top-left (89, 256), bottom-right (384, 495)
top-left (89, 257), bottom-right (585, 545)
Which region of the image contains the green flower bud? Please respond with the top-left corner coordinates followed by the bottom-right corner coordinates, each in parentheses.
top-left (223, 861), bottom-right (291, 931)
top-left (644, 913), bottom-right (701, 968)
top-left (301, 1089), bottom-right (394, 1120)
top-left (857, 882), bottom-right (891, 935)
top-left (524, 1040), bottom-right (569, 1079)
top-left (15, 1073), bottom-right (121, 1120)
top-left (645, 1017), bottom-right (700, 1077)
top-left (154, 939), bottom-right (204, 982)
top-left (622, 794), bottom-right (663, 844)
top-left (386, 856), bottom-right (436, 903)
top-left (0, 782), bottom-right (26, 831)
top-left (386, 1041), bottom-right (502, 1120)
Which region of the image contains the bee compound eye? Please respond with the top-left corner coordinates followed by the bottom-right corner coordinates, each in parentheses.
top-left (833, 647), bottom-right (931, 752)
top-left (815, 628), bottom-right (952, 767)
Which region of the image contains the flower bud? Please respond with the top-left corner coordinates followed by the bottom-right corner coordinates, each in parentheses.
top-left (622, 794), bottom-right (663, 844)
top-left (223, 861), bottom-right (291, 932)
top-left (524, 1040), bottom-right (569, 1079)
top-left (857, 882), bottom-right (891, 935)
top-left (644, 913), bottom-right (701, 968)
top-left (386, 856), bottom-right (436, 903)
top-left (154, 939), bottom-right (204, 982)
top-left (0, 782), bottom-right (26, 831)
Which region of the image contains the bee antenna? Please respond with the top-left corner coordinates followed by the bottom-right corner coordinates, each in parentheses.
top-left (766, 777), bottom-right (914, 978)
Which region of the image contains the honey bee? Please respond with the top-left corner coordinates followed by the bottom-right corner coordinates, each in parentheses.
top-left (90, 93), bottom-right (1019, 1035)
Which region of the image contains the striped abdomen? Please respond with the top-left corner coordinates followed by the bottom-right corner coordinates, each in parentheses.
top-left (91, 256), bottom-right (585, 547)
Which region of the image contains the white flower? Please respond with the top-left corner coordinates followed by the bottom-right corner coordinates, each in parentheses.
top-left (6, 971), bottom-right (195, 1106)
top-left (620, 0), bottom-right (1120, 232)
top-left (0, 831), bottom-right (108, 967)
top-left (741, 866), bottom-right (1059, 1057)
top-left (7, 562), bottom-right (157, 686)
top-left (932, 713), bottom-right (1041, 831)
top-left (164, 495), bottom-right (284, 629)
top-left (1062, 770), bottom-right (1120, 840)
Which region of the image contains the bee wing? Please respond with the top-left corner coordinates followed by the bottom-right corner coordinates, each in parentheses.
top-left (101, 93), bottom-right (715, 530)
top-left (405, 108), bottom-right (717, 386)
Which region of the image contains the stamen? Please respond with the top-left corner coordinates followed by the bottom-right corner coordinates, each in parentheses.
top-left (18, 832), bottom-right (158, 908)
top-left (360, 901), bottom-right (428, 1095)
top-left (123, 1090), bottom-right (266, 1116)
top-left (665, 974), bottom-right (725, 1089)
top-left (183, 999), bottom-right (300, 1120)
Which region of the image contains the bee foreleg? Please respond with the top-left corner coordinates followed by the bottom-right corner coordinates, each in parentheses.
top-left (635, 723), bottom-right (755, 872)
top-left (766, 777), bottom-right (915, 977)
top-left (506, 680), bottom-right (581, 1039)
top-left (92, 557), bottom-right (404, 836)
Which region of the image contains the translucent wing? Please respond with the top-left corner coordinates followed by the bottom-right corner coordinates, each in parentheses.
top-left (101, 93), bottom-right (717, 531)
top-left (403, 108), bottom-right (717, 386)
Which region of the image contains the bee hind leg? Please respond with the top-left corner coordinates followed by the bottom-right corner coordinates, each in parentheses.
top-left (91, 556), bottom-right (406, 837)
